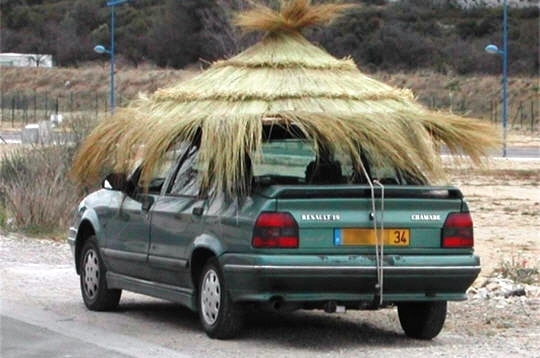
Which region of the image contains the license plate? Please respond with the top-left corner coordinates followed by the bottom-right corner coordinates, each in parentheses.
top-left (334, 228), bottom-right (410, 246)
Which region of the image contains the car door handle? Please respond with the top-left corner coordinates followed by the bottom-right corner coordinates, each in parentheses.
top-left (192, 207), bottom-right (204, 216)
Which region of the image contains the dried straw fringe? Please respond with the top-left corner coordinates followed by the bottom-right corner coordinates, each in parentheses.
top-left (234, 0), bottom-right (356, 35)
top-left (71, 98), bottom-right (496, 194)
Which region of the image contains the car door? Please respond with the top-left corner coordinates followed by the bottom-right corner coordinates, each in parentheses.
top-left (102, 166), bottom-right (170, 280)
top-left (147, 145), bottom-right (205, 288)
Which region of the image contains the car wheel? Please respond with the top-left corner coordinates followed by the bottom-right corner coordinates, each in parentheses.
top-left (79, 236), bottom-right (121, 311)
top-left (397, 301), bottom-right (447, 340)
top-left (198, 258), bottom-right (243, 339)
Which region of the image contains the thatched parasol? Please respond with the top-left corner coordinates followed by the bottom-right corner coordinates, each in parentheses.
top-left (71, 0), bottom-right (498, 194)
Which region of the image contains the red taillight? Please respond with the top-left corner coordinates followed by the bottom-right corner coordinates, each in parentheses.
top-left (252, 212), bottom-right (299, 248)
top-left (442, 212), bottom-right (474, 248)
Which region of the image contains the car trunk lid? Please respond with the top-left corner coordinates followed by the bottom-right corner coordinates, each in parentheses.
top-left (258, 185), bottom-right (467, 252)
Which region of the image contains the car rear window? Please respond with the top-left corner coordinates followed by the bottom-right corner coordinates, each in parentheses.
top-left (252, 138), bottom-right (416, 186)
top-left (253, 139), bottom-right (315, 179)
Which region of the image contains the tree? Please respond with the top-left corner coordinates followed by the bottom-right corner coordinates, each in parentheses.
top-left (119, 15), bottom-right (151, 67)
top-left (147, 0), bottom-right (200, 68)
top-left (54, 16), bottom-right (85, 66)
top-left (197, 0), bottom-right (239, 62)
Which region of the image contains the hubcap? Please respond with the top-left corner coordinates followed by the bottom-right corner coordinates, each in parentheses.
top-left (201, 268), bottom-right (221, 325)
top-left (83, 248), bottom-right (100, 300)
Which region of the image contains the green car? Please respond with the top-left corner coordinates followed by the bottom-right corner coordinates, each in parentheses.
top-left (68, 125), bottom-right (480, 340)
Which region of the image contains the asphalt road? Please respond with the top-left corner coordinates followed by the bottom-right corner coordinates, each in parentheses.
top-left (2, 316), bottom-right (132, 358)
top-left (500, 146), bottom-right (540, 158)
top-left (1, 301), bottom-right (187, 358)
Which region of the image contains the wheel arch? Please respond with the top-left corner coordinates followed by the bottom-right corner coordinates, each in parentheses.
top-left (74, 219), bottom-right (97, 274)
top-left (190, 234), bottom-right (225, 290)
top-left (74, 206), bottom-right (105, 274)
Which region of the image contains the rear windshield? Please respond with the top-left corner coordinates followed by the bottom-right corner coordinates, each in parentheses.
top-left (252, 139), bottom-right (415, 186)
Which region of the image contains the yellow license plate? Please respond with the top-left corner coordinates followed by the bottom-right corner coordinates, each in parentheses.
top-left (335, 228), bottom-right (410, 246)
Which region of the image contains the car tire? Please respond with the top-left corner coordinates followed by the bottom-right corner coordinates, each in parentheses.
top-left (79, 236), bottom-right (121, 311)
top-left (198, 258), bottom-right (243, 339)
top-left (397, 301), bottom-right (447, 340)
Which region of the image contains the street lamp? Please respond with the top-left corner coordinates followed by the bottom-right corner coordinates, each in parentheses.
top-left (484, 0), bottom-right (508, 158)
top-left (94, 0), bottom-right (130, 114)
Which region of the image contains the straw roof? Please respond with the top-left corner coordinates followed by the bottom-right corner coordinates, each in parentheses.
top-left (71, 0), bottom-right (498, 194)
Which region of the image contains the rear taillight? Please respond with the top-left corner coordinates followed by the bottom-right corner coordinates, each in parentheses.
top-left (442, 212), bottom-right (474, 248)
top-left (252, 212), bottom-right (299, 248)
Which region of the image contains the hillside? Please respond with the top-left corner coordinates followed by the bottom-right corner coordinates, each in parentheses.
top-left (1, 65), bottom-right (538, 133)
top-left (1, 0), bottom-right (538, 74)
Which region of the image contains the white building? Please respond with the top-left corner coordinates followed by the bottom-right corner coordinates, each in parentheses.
top-left (0, 53), bottom-right (54, 68)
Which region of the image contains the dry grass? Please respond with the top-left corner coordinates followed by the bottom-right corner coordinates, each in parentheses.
top-left (380, 72), bottom-right (539, 122)
top-left (0, 64), bottom-right (198, 106)
top-left (0, 145), bottom-right (81, 234)
top-left (0, 145), bottom-right (17, 157)
top-left (1, 68), bottom-right (537, 124)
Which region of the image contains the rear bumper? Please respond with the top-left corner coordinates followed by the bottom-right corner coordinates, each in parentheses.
top-left (220, 253), bottom-right (480, 304)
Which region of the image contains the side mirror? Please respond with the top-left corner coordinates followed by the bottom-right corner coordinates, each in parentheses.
top-left (102, 173), bottom-right (128, 191)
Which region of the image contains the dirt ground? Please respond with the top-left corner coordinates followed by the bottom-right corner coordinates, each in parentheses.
top-left (446, 157), bottom-right (540, 284)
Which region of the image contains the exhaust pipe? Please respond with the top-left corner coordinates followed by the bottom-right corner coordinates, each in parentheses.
top-left (265, 297), bottom-right (300, 312)
top-left (324, 301), bottom-right (346, 313)
top-left (271, 297), bottom-right (283, 311)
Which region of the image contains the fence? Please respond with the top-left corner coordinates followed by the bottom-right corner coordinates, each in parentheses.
top-left (0, 90), bottom-right (538, 132)
top-left (421, 93), bottom-right (539, 132)
top-left (0, 91), bottom-right (112, 127)
top-left (492, 100), bottom-right (538, 132)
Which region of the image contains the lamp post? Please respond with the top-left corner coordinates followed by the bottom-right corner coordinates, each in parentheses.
top-left (93, 44), bottom-right (113, 112)
top-left (484, 0), bottom-right (508, 158)
top-left (94, 0), bottom-right (130, 114)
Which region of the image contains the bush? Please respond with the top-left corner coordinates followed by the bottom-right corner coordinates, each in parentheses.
top-left (0, 145), bottom-right (83, 235)
top-left (494, 251), bottom-right (539, 285)
top-left (0, 114), bottom-right (98, 235)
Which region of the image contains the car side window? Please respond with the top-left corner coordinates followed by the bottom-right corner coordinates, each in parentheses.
top-left (169, 146), bottom-right (201, 196)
